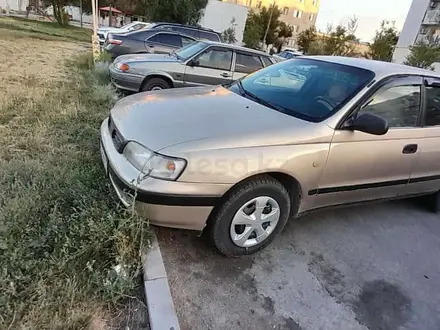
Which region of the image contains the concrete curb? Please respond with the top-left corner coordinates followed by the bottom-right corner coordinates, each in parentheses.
top-left (142, 231), bottom-right (180, 330)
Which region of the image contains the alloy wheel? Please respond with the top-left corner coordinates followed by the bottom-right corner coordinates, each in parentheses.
top-left (230, 196), bottom-right (280, 248)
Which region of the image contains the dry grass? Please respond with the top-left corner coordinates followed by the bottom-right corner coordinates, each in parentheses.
top-left (0, 18), bottom-right (149, 330)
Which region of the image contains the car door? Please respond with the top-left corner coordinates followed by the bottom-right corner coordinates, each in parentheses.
top-left (183, 47), bottom-right (233, 86)
top-left (314, 76), bottom-right (423, 208)
top-left (144, 32), bottom-right (182, 54)
top-left (401, 77), bottom-right (440, 195)
top-left (232, 52), bottom-right (265, 81)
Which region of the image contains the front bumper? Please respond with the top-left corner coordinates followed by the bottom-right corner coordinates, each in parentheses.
top-left (109, 65), bottom-right (144, 92)
top-left (100, 118), bottom-right (231, 230)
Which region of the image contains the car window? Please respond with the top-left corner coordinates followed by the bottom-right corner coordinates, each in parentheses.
top-left (235, 53), bottom-right (264, 74)
top-left (131, 23), bottom-right (144, 31)
top-left (229, 58), bottom-right (374, 122)
top-left (174, 27), bottom-right (198, 38)
top-left (196, 49), bottom-right (232, 71)
top-left (181, 36), bottom-right (195, 47)
top-left (147, 34), bottom-right (159, 43)
top-left (261, 56), bottom-right (273, 67)
top-left (425, 86), bottom-right (440, 126)
top-left (199, 31), bottom-right (220, 41)
top-left (359, 85), bottom-right (421, 128)
top-left (159, 33), bottom-right (182, 47)
top-left (175, 41), bottom-right (207, 60)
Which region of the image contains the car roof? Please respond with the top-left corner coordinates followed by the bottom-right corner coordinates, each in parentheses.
top-left (150, 22), bottom-right (218, 33)
top-left (305, 56), bottom-right (439, 78)
top-left (201, 41), bottom-right (269, 56)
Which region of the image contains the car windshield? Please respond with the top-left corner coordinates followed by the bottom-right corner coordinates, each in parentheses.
top-left (175, 41), bottom-right (207, 61)
top-left (229, 58), bottom-right (375, 122)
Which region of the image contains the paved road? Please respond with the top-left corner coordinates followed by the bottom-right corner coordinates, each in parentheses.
top-left (157, 199), bottom-right (440, 330)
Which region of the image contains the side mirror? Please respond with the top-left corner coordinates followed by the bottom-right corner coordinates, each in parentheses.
top-left (350, 113), bottom-right (389, 135)
top-left (187, 59), bottom-right (199, 67)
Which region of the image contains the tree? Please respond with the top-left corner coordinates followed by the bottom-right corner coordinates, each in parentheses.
top-left (243, 6), bottom-right (292, 50)
top-left (41, 0), bottom-right (71, 25)
top-left (243, 11), bottom-right (262, 49)
top-left (135, 0), bottom-right (208, 25)
top-left (275, 21), bottom-right (293, 49)
top-left (221, 18), bottom-right (237, 44)
top-left (366, 21), bottom-right (399, 61)
top-left (307, 17), bottom-right (360, 57)
top-left (297, 27), bottom-right (317, 54)
top-left (404, 38), bottom-right (440, 70)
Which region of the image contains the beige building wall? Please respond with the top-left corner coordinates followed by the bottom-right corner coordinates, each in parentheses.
top-left (222, 0), bottom-right (320, 47)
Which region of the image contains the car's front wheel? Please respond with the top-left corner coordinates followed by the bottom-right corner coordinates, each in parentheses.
top-left (206, 175), bottom-right (292, 256)
top-left (141, 77), bottom-right (171, 92)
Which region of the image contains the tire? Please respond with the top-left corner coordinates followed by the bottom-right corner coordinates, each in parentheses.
top-left (423, 191), bottom-right (440, 213)
top-left (205, 175), bottom-right (293, 257)
top-left (141, 77), bottom-right (171, 92)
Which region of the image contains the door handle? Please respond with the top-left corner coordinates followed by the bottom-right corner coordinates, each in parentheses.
top-left (147, 44), bottom-right (155, 48)
top-left (402, 144), bottom-right (418, 154)
top-left (220, 72), bottom-right (231, 78)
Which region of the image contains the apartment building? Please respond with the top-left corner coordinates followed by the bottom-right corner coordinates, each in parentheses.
top-left (393, 0), bottom-right (440, 65)
top-left (222, 0), bottom-right (320, 47)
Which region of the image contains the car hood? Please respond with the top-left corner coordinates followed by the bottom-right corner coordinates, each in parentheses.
top-left (110, 86), bottom-right (321, 152)
top-left (114, 53), bottom-right (181, 64)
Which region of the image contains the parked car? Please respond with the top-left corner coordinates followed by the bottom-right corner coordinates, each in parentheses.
top-left (97, 21), bottom-right (151, 46)
top-left (104, 29), bottom-right (197, 60)
top-left (273, 49), bottom-right (303, 61)
top-left (146, 22), bottom-right (222, 42)
top-left (101, 56), bottom-right (440, 256)
top-left (109, 41), bottom-right (277, 92)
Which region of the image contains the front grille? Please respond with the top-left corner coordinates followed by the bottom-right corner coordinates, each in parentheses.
top-left (108, 116), bottom-right (125, 153)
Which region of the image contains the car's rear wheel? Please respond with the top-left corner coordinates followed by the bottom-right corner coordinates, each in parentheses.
top-left (206, 175), bottom-right (291, 256)
top-left (141, 77), bottom-right (171, 92)
top-left (423, 190), bottom-right (440, 213)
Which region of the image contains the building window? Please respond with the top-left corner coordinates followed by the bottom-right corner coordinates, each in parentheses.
top-left (312, 0), bottom-right (317, 5)
top-left (298, 0), bottom-right (304, 2)
top-left (293, 25), bottom-right (299, 33)
top-left (283, 7), bottom-right (289, 15)
top-left (256, 1), bottom-right (262, 9)
top-left (246, 0), bottom-right (253, 6)
top-left (309, 13), bottom-right (315, 22)
top-left (293, 10), bottom-right (302, 18)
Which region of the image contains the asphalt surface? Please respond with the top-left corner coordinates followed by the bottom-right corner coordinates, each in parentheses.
top-left (157, 199), bottom-right (440, 330)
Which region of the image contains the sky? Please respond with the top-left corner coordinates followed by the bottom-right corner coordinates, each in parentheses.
top-left (316, 0), bottom-right (413, 42)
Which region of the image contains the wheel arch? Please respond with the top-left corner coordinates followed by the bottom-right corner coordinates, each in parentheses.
top-left (139, 73), bottom-right (174, 92)
top-left (210, 171), bottom-right (302, 222)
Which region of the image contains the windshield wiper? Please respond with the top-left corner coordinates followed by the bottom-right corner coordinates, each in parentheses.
top-left (236, 81), bottom-right (289, 113)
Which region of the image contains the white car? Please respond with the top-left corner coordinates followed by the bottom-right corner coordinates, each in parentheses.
top-left (97, 21), bottom-right (151, 45)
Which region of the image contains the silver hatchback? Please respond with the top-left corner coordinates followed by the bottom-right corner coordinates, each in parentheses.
top-left (109, 41), bottom-right (277, 92)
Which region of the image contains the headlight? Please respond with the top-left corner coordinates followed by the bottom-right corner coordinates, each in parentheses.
top-left (123, 142), bottom-right (186, 181)
top-left (115, 62), bottom-right (130, 72)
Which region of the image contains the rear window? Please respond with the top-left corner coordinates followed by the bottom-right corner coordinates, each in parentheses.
top-left (261, 56), bottom-right (273, 67)
top-left (199, 30), bottom-right (220, 41)
top-left (173, 27), bottom-right (198, 38)
top-left (235, 53), bottom-right (264, 74)
top-left (148, 33), bottom-right (181, 47)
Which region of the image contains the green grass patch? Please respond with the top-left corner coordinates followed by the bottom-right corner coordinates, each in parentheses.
top-left (0, 50), bottom-right (149, 329)
top-left (0, 16), bottom-right (91, 42)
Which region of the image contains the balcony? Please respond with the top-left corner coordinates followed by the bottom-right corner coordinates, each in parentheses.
top-left (423, 9), bottom-right (440, 25)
